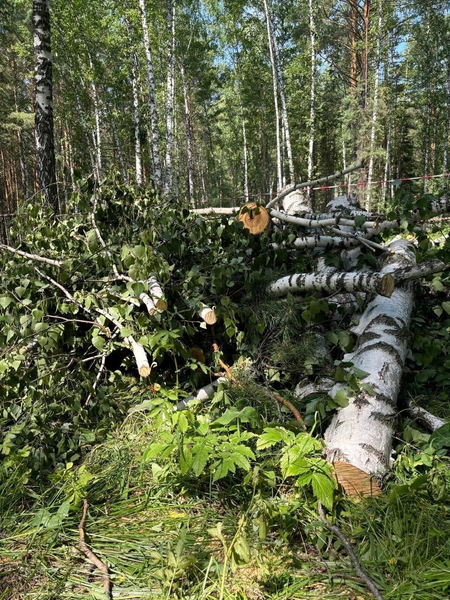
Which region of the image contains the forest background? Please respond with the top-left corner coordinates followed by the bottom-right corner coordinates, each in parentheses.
top-left (1, 1), bottom-right (450, 600)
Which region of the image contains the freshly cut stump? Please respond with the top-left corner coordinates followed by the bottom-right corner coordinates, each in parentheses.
top-left (238, 203), bottom-right (270, 234)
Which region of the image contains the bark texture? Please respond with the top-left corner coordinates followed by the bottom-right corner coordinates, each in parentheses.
top-left (139, 0), bottom-right (162, 188)
top-left (268, 270), bottom-right (394, 298)
top-left (33, 0), bottom-right (57, 209)
top-left (324, 240), bottom-right (416, 493)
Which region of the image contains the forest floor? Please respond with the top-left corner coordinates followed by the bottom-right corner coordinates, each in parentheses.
top-left (1, 401), bottom-right (450, 600)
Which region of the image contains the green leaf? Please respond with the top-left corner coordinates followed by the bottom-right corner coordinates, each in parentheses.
top-left (428, 423), bottom-right (450, 450)
top-left (120, 327), bottom-right (133, 338)
top-left (0, 296), bottom-right (13, 309)
top-left (256, 427), bottom-right (292, 450)
top-left (334, 388), bottom-right (349, 407)
top-left (92, 335), bottom-right (105, 350)
top-left (178, 412), bottom-right (189, 434)
top-left (192, 445), bottom-right (210, 476)
top-left (311, 472), bottom-right (335, 511)
top-left (285, 457), bottom-right (310, 477)
top-left (442, 302), bottom-right (450, 315)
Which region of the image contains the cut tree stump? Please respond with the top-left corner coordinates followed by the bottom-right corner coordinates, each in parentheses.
top-left (238, 203), bottom-right (270, 234)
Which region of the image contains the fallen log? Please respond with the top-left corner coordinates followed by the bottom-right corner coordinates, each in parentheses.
top-left (175, 377), bottom-right (228, 411)
top-left (147, 275), bottom-right (167, 312)
top-left (406, 400), bottom-right (447, 432)
top-left (199, 303), bottom-right (217, 325)
top-left (268, 271), bottom-right (395, 298)
top-left (265, 161), bottom-right (364, 210)
top-left (324, 240), bottom-right (416, 496)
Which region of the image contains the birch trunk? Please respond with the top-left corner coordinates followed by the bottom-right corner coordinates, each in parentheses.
top-left (444, 61), bottom-right (450, 173)
top-left (262, 0), bottom-right (282, 191)
top-left (324, 240), bottom-right (416, 496)
top-left (307, 0), bottom-right (316, 196)
top-left (180, 62), bottom-right (195, 203)
top-left (33, 0), bottom-right (57, 210)
top-left (89, 57), bottom-right (102, 181)
top-left (269, 15), bottom-right (294, 184)
top-left (164, 0), bottom-right (176, 195)
top-left (242, 115), bottom-right (249, 200)
top-left (130, 50), bottom-right (143, 186)
top-left (138, 0), bottom-right (162, 189)
top-left (268, 271), bottom-right (394, 298)
top-left (111, 116), bottom-right (128, 183)
top-left (366, 0), bottom-right (382, 211)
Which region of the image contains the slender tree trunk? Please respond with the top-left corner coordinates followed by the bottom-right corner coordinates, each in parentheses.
top-left (138, 0), bottom-right (162, 189)
top-left (89, 58), bottom-right (102, 181)
top-left (180, 62), bottom-right (194, 203)
top-left (444, 61), bottom-right (450, 174)
top-left (382, 37), bottom-right (392, 206)
top-left (242, 115), bottom-right (249, 200)
top-left (262, 0), bottom-right (282, 191)
top-left (307, 0), bottom-right (316, 197)
top-left (424, 97), bottom-right (431, 193)
top-left (111, 117), bottom-right (128, 184)
top-left (366, 0), bottom-right (382, 211)
top-left (350, 0), bottom-right (358, 94)
top-left (263, 0), bottom-right (294, 185)
top-left (164, 0), bottom-right (176, 195)
top-left (33, 0), bottom-right (57, 210)
top-left (130, 51), bottom-right (143, 186)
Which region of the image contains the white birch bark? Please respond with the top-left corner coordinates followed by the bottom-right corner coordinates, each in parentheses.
top-left (307, 0), bottom-right (316, 196)
top-left (138, 0), bottom-right (162, 189)
top-left (365, 0), bottom-right (382, 211)
top-left (164, 0), bottom-right (176, 195)
top-left (199, 304), bottom-right (217, 325)
top-left (265, 161), bottom-right (364, 210)
top-left (268, 270), bottom-right (395, 298)
top-left (175, 378), bottom-right (228, 411)
top-left (262, 0), bottom-right (282, 191)
top-left (148, 275), bottom-right (167, 311)
top-left (444, 61), bottom-right (450, 173)
top-left (130, 50), bottom-right (143, 186)
top-left (89, 57), bottom-right (102, 181)
top-left (33, 0), bottom-right (57, 209)
top-left (324, 240), bottom-right (416, 483)
top-left (269, 13), bottom-right (294, 184)
top-left (242, 115), bottom-right (249, 200)
top-left (180, 61), bottom-right (195, 203)
top-left (407, 401), bottom-right (447, 432)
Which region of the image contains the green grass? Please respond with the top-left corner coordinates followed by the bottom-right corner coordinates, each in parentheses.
top-left (1, 409), bottom-right (449, 600)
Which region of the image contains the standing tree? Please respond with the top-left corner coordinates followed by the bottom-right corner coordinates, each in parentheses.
top-left (33, 0), bottom-right (57, 210)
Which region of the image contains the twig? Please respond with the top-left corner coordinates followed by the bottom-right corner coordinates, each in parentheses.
top-left (79, 499), bottom-right (112, 598)
top-left (0, 242), bottom-right (64, 267)
top-left (317, 502), bottom-right (384, 600)
top-left (266, 161), bottom-right (364, 209)
top-left (272, 393), bottom-right (307, 431)
top-left (84, 354), bottom-right (107, 407)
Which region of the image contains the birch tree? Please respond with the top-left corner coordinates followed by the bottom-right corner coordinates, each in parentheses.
top-left (138, 0), bottom-right (162, 189)
top-left (262, 0), bottom-right (282, 191)
top-left (307, 0), bottom-right (316, 196)
top-left (164, 0), bottom-right (176, 196)
top-left (33, 0), bottom-right (57, 210)
top-left (365, 0), bottom-right (382, 210)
